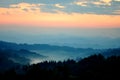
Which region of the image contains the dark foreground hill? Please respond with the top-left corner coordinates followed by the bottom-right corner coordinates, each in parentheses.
top-left (0, 54), bottom-right (120, 80)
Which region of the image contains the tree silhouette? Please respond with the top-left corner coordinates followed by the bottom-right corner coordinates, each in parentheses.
top-left (0, 54), bottom-right (120, 80)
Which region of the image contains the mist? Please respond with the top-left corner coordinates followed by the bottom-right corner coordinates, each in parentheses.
top-left (0, 25), bottom-right (120, 48)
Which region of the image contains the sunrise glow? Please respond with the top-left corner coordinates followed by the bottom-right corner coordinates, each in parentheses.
top-left (0, 2), bottom-right (120, 28)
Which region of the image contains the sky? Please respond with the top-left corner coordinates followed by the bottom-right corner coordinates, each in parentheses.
top-left (0, 0), bottom-right (120, 28)
top-left (0, 0), bottom-right (120, 46)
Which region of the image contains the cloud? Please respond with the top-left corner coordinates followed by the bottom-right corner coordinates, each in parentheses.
top-left (100, 0), bottom-right (112, 5)
top-left (114, 0), bottom-right (120, 1)
top-left (74, 1), bottom-right (87, 6)
top-left (74, 0), bottom-right (112, 6)
top-left (102, 0), bottom-right (112, 3)
top-left (1, 1), bottom-right (120, 15)
top-left (92, 2), bottom-right (104, 5)
top-left (0, 3), bottom-right (41, 15)
top-left (0, 2), bottom-right (120, 28)
top-left (54, 4), bottom-right (65, 8)
top-left (9, 2), bottom-right (43, 11)
top-left (92, 0), bottom-right (112, 6)
top-left (0, 3), bottom-right (120, 27)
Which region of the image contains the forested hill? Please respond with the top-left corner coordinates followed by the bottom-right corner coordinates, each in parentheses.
top-left (0, 54), bottom-right (120, 80)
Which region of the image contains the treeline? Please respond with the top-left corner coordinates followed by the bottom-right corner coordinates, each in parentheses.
top-left (0, 54), bottom-right (120, 80)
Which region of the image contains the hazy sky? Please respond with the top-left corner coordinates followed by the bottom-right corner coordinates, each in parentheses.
top-left (0, 0), bottom-right (120, 44)
top-left (0, 0), bottom-right (120, 27)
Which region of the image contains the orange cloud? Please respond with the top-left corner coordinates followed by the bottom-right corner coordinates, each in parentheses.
top-left (0, 3), bottom-right (120, 28)
top-left (74, 1), bottom-right (87, 6)
top-left (93, 0), bottom-right (112, 6)
top-left (101, 0), bottom-right (112, 3)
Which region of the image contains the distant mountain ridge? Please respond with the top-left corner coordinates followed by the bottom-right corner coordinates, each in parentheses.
top-left (0, 41), bottom-right (103, 60)
top-left (0, 40), bottom-right (100, 52)
top-left (1, 40), bottom-right (120, 57)
top-left (0, 40), bottom-right (120, 72)
top-left (0, 40), bottom-right (120, 56)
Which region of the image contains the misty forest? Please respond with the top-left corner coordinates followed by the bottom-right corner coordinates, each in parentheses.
top-left (0, 41), bottom-right (120, 80)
